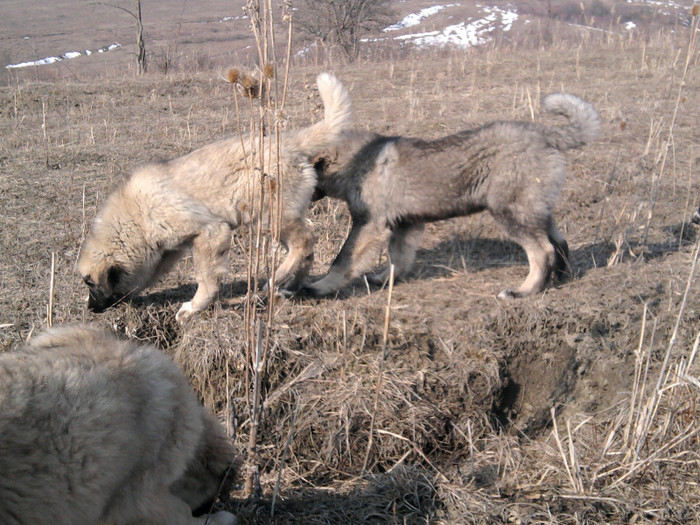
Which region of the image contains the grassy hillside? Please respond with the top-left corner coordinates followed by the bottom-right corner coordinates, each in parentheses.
top-left (1, 2), bottom-right (699, 523)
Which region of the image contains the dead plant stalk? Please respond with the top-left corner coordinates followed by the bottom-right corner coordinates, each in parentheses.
top-left (241, 0), bottom-right (294, 499)
top-left (362, 264), bottom-right (395, 474)
top-left (46, 252), bottom-right (56, 328)
top-left (643, 14), bottom-right (699, 243)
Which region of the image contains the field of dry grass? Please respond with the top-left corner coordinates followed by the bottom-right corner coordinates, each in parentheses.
top-left (1, 4), bottom-right (700, 524)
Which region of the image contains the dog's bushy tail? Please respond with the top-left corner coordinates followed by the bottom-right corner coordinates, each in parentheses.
top-left (291, 72), bottom-right (352, 155)
top-left (541, 93), bottom-right (599, 151)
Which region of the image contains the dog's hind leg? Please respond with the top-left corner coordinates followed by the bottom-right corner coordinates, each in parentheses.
top-left (302, 219), bottom-right (392, 296)
top-left (274, 218), bottom-right (315, 292)
top-left (497, 232), bottom-right (555, 299)
top-left (368, 222), bottom-right (425, 285)
top-left (491, 209), bottom-right (557, 299)
top-left (548, 221), bottom-right (570, 281)
top-left (176, 222), bottom-right (231, 322)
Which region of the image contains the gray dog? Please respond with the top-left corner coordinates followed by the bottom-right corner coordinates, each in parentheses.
top-left (304, 93), bottom-right (599, 298)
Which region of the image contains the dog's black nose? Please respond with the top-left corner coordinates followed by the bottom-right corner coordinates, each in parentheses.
top-left (87, 292), bottom-right (117, 313)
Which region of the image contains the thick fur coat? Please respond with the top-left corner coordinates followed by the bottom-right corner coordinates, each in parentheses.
top-left (0, 325), bottom-right (237, 525)
top-left (78, 73), bottom-right (352, 321)
top-left (307, 93), bottom-right (599, 298)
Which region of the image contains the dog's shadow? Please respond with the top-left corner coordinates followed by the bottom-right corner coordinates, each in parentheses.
top-left (416, 223), bottom-right (695, 279)
top-left (316, 222), bottom-right (697, 296)
top-left (133, 279), bottom-right (251, 310)
top-left (134, 222), bottom-right (697, 306)
top-left (230, 466), bottom-right (438, 524)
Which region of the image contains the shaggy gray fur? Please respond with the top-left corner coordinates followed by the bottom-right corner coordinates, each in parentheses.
top-left (304, 93), bottom-right (599, 298)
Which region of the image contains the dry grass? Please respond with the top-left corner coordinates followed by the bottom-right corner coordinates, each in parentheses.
top-left (1, 7), bottom-right (700, 524)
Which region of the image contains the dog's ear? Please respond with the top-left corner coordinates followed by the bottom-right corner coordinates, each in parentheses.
top-left (83, 274), bottom-right (96, 288)
top-left (107, 265), bottom-right (123, 289)
top-left (312, 153), bottom-right (330, 174)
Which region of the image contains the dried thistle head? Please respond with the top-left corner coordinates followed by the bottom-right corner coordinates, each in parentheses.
top-left (692, 4), bottom-right (699, 17)
top-left (241, 74), bottom-right (257, 89)
top-left (227, 68), bottom-right (241, 84)
top-left (239, 74), bottom-right (261, 98)
top-left (263, 63), bottom-right (275, 79)
top-left (266, 178), bottom-right (278, 194)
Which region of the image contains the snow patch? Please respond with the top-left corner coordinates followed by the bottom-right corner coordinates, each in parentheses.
top-left (384, 4), bottom-right (460, 31)
top-left (6, 43), bottom-right (121, 69)
top-left (394, 5), bottom-right (518, 49)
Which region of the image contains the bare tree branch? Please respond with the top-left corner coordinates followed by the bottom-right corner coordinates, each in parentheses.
top-left (93, 0), bottom-right (147, 73)
top-left (294, 0), bottom-right (394, 61)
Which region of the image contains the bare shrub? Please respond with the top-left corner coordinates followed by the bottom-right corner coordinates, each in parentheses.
top-left (294, 0), bottom-right (394, 62)
top-left (151, 45), bottom-right (180, 74)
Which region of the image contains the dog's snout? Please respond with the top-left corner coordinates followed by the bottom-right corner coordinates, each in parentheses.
top-left (87, 291), bottom-right (117, 313)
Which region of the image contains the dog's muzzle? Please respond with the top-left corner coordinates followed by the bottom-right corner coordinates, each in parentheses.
top-left (87, 290), bottom-right (118, 313)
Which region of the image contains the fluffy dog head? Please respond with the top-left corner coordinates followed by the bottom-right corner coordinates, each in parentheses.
top-left (171, 412), bottom-right (239, 516)
top-left (77, 173), bottom-right (185, 313)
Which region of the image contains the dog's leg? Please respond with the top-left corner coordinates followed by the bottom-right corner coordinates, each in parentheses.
top-left (176, 222), bottom-right (231, 322)
top-left (368, 222), bottom-right (425, 285)
top-left (498, 232), bottom-right (555, 299)
top-left (302, 219), bottom-right (392, 296)
top-left (274, 218), bottom-right (315, 292)
top-left (548, 222), bottom-right (570, 281)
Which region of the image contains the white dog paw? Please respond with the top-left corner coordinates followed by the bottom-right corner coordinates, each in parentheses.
top-left (208, 510), bottom-right (237, 525)
top-left (497, 288), bottom-right (529, 299)
top-left (277, 286), bottom-right (296, 298)
top-left (175, 302), bottom-right (195, 322)
top-left (497, 289), bottom-right (515, 300)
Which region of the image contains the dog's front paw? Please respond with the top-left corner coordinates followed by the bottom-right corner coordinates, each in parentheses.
top-left (206, 510), bottom-right (237, 525)
top-left (497, 288), bottom-right (518, 300)
top-left (366, 272), bottom-right (388, 286)
top-left (294, 284), bottom-right (322, 298)
top-left (175, 301), bottom-right (195, 323)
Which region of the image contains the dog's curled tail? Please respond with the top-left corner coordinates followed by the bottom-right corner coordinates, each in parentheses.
top-left (542, 93), bottom-right (599, 151)
top-left (293, 72), bottom-right (352, 154)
